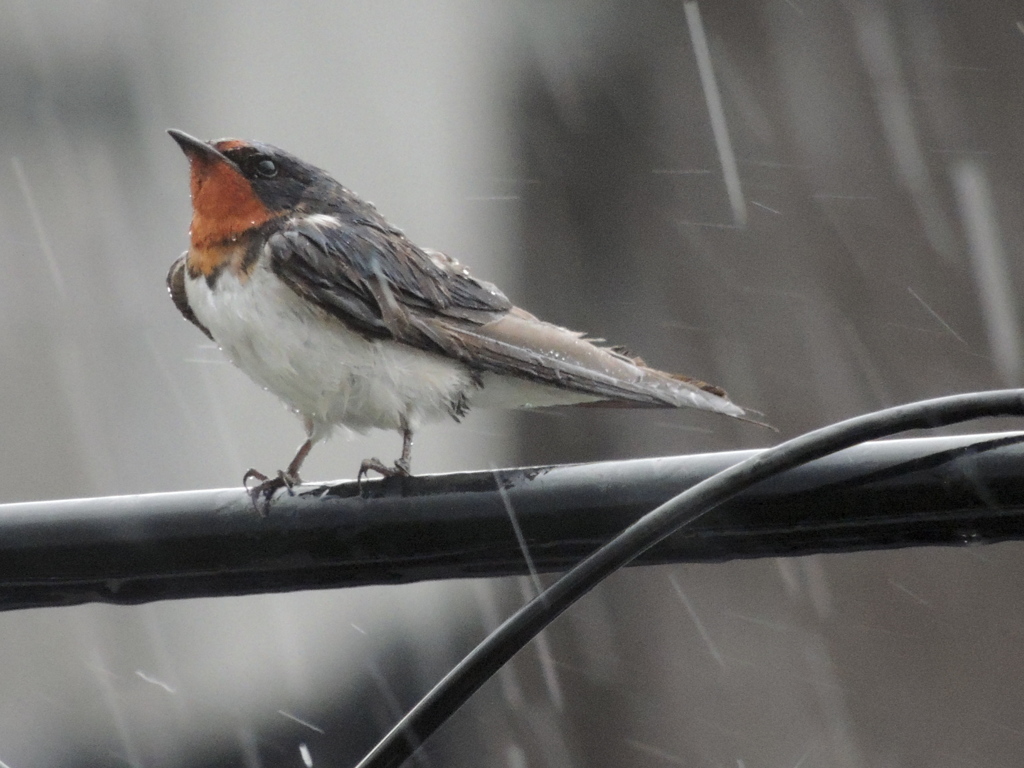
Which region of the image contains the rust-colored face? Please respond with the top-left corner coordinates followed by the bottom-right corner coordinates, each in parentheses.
top-left (169, 131), bottom-right (275, 251)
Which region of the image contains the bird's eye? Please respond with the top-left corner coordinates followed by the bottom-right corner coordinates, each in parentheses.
top-left (255, 159), bottom-right (278, 178)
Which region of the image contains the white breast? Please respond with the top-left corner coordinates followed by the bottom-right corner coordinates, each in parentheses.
top-left (184, 264), bottom-right (476, 440)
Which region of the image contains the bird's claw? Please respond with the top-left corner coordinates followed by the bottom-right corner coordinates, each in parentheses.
top-left (357, 457), bottom-right (411, 493)
top-left (243, 468), bottom-right (301, 516)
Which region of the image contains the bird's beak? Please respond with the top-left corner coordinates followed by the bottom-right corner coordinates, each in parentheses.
top-left (167, 129), bottom-right (234, 168)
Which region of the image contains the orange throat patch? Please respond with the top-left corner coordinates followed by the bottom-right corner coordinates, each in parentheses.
top-left (186, 156), bottom-right (274, 275)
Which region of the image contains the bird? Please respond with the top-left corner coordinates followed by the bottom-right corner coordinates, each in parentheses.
top-left (166, 129), bottom-right (763, 512)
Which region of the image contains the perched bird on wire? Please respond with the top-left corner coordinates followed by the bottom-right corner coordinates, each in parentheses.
top-left (167, 129), bottom-right (762, 512)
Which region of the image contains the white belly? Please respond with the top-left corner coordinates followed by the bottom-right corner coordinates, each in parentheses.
top-left (184, 266), bottom-right (476, 439)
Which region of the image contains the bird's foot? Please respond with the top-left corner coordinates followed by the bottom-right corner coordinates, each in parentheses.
top-left (243, 468), bottom-right (301, 516)
top-left (357, 457), bottom-right (411, 492)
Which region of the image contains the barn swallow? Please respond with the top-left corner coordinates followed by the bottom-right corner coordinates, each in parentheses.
top-left (167, 129), bottom-right (763, 512)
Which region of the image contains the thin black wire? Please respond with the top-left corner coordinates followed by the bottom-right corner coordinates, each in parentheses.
top-left (354, 389), bottom-right (1024, 768)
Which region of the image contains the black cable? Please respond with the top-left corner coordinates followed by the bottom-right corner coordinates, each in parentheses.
top-left (354, 389), bottom-right (1024, 768)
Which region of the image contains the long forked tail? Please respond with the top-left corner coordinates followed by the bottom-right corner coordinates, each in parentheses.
top-left (442, 307), bottom-right (771, 427)
top-left (584, 361), bottom-right (773, 429)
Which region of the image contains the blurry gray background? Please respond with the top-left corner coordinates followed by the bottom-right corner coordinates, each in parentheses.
top-left (1, 1), bottom-right (1024, 766)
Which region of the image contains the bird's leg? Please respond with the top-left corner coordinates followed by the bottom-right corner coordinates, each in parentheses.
top-left (396, 422), bottom-right (413, 474)
top-left (281, 438), bottom-right (313, 487)
top-left (243, 438), bottom-right (314, 516)
top-left (358, 419), bottom-right (414, 487)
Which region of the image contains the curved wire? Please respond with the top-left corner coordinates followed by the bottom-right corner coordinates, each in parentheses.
top-left (355, 389), bottom-right (1024, 768)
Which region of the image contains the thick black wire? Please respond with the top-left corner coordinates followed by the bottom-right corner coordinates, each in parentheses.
top-left (354, 389), bottom-right (1024, 768)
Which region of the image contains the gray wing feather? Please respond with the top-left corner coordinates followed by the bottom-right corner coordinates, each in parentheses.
top-left (268, 218), bottom-right (510, 341)
top-left (426, 308), bottom-right (747, 416)
top-left (166, 254), bottom-right (213, 341)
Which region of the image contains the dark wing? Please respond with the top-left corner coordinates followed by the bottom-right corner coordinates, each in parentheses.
top-left (268, 215), bottom-right (753, 418)
top-left (166, 254), bottom-right (213, 341)
top-left (267, 215), bottom-right (511, 341)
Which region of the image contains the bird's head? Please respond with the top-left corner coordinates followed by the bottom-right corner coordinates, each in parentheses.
top-left (168, 129), bottom-right (324, 248)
